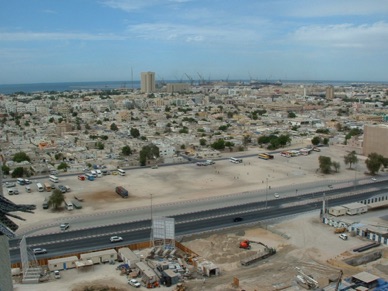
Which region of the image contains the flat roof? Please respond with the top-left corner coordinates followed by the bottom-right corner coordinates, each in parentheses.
top-left (352, 271), bottom-right (380, 283)
top-left (343, 202), bottom-right (367, 210)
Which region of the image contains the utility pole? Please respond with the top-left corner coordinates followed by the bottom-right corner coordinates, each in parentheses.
top-left (265, 178), bottom-right (268, 208)
top-left (150, 194), bottom-right (153, 247)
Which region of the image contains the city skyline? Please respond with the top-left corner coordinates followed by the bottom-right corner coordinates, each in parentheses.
top-left (1, 0), bottom-right (388, 84)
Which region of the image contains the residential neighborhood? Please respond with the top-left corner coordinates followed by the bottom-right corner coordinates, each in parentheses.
top-left (1, 81), bottom-right (388, 177)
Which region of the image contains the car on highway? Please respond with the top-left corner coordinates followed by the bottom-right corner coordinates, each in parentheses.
top-left (128, 279), bottom-right (141, 288)
top-left (233, 217), bottom-right (243, 222)
top-left (110, 236), bottom-right (123, 243)
top-left (371, 177), bottom-right (377, 181)
top-left (60, 223), bottom-right (70, 231)
top-left (33, 248), bottom-right (47, 254)
top-left (78, 175), bottom-right (86, 181)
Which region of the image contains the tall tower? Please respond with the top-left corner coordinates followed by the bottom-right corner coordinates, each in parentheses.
top-left (141, 72), bottom-right (156, 94)
top-left (326, 85), bottom-right (334, 100)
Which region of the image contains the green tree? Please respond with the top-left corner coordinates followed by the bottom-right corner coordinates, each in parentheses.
top-left (180, 144), bottom-right (186, 149)
top-left (318, 156), bottom-right (332, 174)
top-left (96, 141), bottom-right (105, 150)
top-left (311, 136), bottom-right (321, 146)
top-left (218, 125), bottom-right (228, 131)
top-left (332, 161), bottom-right (341, 173)
top-left (199, 138), bottom-right (207, 146)
top-left (278, 134), bottom-right (291, 147)
top-left (225, 141), bottom-right (235, 151)
top-left (11, 167), bottom-right (24, 178)
top-left (49, 117), bottom-right (55, 123)
top-left (122, 145), bottom-right (132, 156)
top-left (344, 151), bottom-right (358, 169)
top-left (288, 112), bottom-right (296, 118)
top-left (130, 127), bottom-right (140, 138)
top-left (57, 162), bottom-right (69, 171)
top-left (96, 120), bottom-right (102, 125)
top-left (110, 123), bottom-right (118, 131)
top-left (2, 164), bottom-right (10, 175)
top-left (13, 152), bottom-right (31, 162)
top-left (211, 139), bottom-right (225, 150)
top-left (55, 153), bottom-right (64, 160)
top-left (48, 189), bottom-right (65, 210)
top-left (365, 152), bottom-right (383, 175)
top-left (139, 144), bottom-right (160, 166)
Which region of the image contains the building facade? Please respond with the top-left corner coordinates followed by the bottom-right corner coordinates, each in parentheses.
top-left (141, 72), bottom-right (156, 94)
top-left (363, 124), bottom-right (388, 157)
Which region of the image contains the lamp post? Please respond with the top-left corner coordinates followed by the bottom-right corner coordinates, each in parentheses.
top-left (150, 194), bottom-right (153, 247)
top-left (265, 178), bottom-right (268, 208)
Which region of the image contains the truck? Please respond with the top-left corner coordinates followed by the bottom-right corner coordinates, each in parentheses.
top-left (115, 186), bottom-right (128, 198)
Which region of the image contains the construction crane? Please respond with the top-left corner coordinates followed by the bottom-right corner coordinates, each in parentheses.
top-left (184, 73), bottom-right (194, 86)
top-left (197, 72), bottom-right (205, 85)
top-left (295, 267), bottom-right (319, 290)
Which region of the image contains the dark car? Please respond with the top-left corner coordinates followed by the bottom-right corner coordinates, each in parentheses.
top-left (233, 217), bottom-right (243, 222)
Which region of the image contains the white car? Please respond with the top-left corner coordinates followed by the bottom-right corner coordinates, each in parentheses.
top-left (371, 177), bottom-right (377, 181)
top-left (128, 279), bottom-right (141, 288)
top-left (54, 270), bottom-right (61, 279)
top-left (339, 233), bottom-right (348, 240)
top-left (33, 248), bottom-right (47, 254)
top-left (274, 193), bottom-right (280, 199)
top-left (110, 236), bottom-right (123, 243)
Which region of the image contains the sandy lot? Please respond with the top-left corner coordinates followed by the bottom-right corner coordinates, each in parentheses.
top-left (7, 145), bottom-right (388, 290)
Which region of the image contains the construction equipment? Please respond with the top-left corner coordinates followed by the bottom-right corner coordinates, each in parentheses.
top-left (240, 240), bottom-right (276, 266)
top-left (335, 270), bottom-right (343, 291)
top-left (295, 267), bottom-right (319, 289)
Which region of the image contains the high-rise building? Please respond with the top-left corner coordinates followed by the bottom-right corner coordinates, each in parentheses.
top-left (326, 85), bottom-right (334, 100)
top-left (141, 72), bottom-right (155, 93)
top-left (363, 124), bottom-right (388, 157)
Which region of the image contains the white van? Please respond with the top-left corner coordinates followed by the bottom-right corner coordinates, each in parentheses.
top-left (65, 200), bottom-right (73, 211)
top-left (117, 169), bottom-right (125, 176)
top-left (96, 170), bottom-right (103, 177)
top-left (25, 185), bottom-right (31, 193)
top-left (90, 170), bottom-right (97, 177)
top-left (36, 183), bottom-right (44, 192)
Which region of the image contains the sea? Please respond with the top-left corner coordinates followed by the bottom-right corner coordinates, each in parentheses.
top-left (0, 79), bottom-right (386, 95)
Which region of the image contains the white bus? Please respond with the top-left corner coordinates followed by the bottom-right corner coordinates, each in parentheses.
top-left (17, 178), bottom-right (25, 185)
top-left (49, 175), bottom-right (59, 183)
top-left (117, 169), bottom-right (126, 176)
top-left (229, 157), bottom-right (243, 164)
top-left (36, 183), bottom-right (44, 192)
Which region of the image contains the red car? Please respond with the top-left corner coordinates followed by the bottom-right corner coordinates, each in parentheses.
top-left (78, 175), bottom-right (86, 181)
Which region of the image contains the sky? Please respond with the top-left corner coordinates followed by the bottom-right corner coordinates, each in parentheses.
top-left (1, 0), bottom-right (388, 84)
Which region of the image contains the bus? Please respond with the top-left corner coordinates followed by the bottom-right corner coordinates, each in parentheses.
top-left (229, 157), bottom-right (243, 164)
top-left (49, 175), bottom-right (59, 183)
top-left (258, 153), bottom-right (274, 160)
top-left (85, 173), bottom-right (95, 181)
top-left (117, 168), bottom-right (126, 176)
top-left (17, 178), bottom-right (25, 185)
top-left (44, 183), bottom-right (52, 192)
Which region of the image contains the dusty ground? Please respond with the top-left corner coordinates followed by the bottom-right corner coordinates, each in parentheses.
top-left (7, 144), bottom-right (388, 290)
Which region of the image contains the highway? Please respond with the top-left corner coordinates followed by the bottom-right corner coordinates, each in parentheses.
top-left (8, 178), bottom-right (388, 264)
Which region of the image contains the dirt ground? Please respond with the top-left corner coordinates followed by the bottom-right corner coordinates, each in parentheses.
top-left (8, 144), bottom-right (388, 290)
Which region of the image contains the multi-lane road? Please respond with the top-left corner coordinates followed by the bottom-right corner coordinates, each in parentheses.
top-left (8, 177), bottom-right (388, 264)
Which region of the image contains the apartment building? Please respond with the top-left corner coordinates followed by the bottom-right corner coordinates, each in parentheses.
top-left (363, 124), bottom-right (388, 157)
top-left (141, 71), bottom-right (155, 94)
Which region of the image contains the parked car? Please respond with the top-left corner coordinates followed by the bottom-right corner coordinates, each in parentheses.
top-left (54, 270), bottom-right (61, 279)
top-left (110, 236), bottom-right (123, 243)
top-left (233, 217), bottom-right (243, 222)
top-left (78, 175), bottom-right (86, 181)
top-left (128, 279), bottom-right (141, 288)
top-left (339, 233), bottom-right (348, 240)
top-left (5, 182), bottom-right (16, 188)
top-left (33, 248), bottom-right (47, 254)
top-left (58, 185), bottom-right (67, 193)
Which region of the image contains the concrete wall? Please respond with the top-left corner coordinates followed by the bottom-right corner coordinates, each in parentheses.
top-left (0, 235), bottom-right (13, 291)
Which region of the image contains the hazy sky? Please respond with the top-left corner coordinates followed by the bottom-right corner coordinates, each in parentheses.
top-left (1, 0), bottom-right (388, 84)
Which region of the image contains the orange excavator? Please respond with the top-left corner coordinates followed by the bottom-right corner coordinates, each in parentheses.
top-left (240, 240), bottom-right (252, 249)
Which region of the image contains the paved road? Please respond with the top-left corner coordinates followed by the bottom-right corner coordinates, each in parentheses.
top-left (9, 180), bottom-right (387, 264)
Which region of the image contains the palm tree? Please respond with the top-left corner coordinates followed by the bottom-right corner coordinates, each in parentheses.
top-left (48, 189), bottom-right (65, 210)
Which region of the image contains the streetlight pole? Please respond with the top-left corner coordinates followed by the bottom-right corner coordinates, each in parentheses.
top-left (150, 194), bottom-right (153, 247)
top-left (265, 178), bottom-right (268, 208)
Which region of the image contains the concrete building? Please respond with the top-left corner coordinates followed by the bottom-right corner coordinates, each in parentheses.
top-left (166, 83), bottom-right (190, 93)
top-left (363, 124), bottom-right (388, 157)
top-left (141, 72), bottom-right (156, 94)
top-left (326, 85), bottom-right (334, 100)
